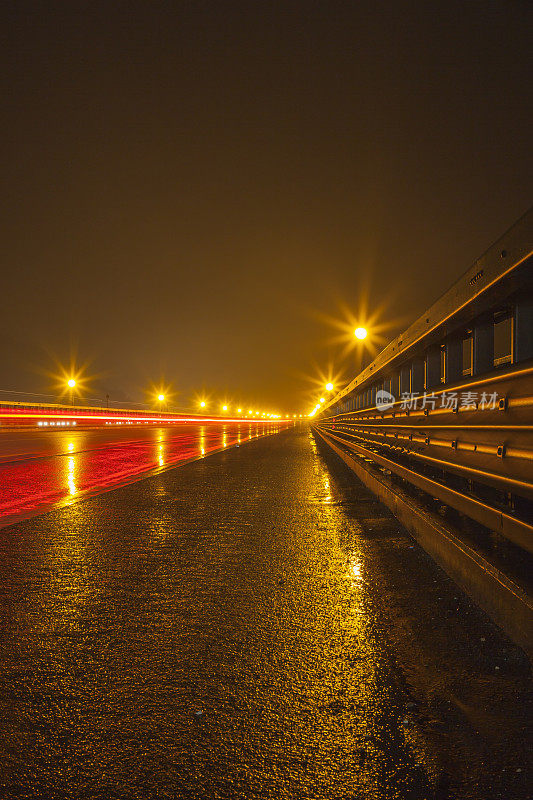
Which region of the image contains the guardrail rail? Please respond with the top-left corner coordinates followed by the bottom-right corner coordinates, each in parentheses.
top-left (313, 207), bottom-right (533, 656)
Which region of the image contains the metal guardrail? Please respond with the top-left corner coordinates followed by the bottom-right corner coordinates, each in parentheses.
top-left (0, 400), bottom-right (290, 427)
top-left (314, 207), bottom-right (533, 554)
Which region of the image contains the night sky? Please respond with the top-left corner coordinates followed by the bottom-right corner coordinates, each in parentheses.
top-left (2, 1), bottom-right (532, 414)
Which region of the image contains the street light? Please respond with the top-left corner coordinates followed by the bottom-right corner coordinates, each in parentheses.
top-left (222, 405), bottom-right (228, 412)
top-left (354, 327), bottom-right (368, 340)
top-left (199, 400), bottom-right (206, 409)
top-left (326, 382), bottom-right (333, 391)
top-left (319, 397), bottom-right (325, 403)
top-left (67, 378), bottom-right (76, 406)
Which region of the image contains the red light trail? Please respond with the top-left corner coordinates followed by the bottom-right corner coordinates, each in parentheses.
top-left (0, 419), bottom-right (290, 528)
top-left (0, 401), bottom-right (291, 427)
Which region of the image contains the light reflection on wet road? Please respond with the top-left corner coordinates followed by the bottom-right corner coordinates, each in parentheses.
top-left (0, 423), bottom-right (281, 526)
top-left (0, 428), bottom-right (530, 799)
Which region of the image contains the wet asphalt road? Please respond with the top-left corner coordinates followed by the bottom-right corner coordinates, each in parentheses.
top-left (0, 423), bottom-right (283, 527)
top-left (0, 427), bottom-right (531, 799)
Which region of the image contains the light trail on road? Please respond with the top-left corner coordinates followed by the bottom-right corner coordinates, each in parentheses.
top-left (0, 423), bottom-right (284, 527)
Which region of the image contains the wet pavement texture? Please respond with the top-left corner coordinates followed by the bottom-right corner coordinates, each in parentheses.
top-left (0, 427), bottom-right (531, 799)
top-left (0, 423), bottom-right (282, 527)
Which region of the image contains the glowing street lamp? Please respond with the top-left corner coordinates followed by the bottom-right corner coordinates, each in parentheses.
top-left (67, 378), bottom-right (76, 405)
top-left (319, 397), bottom-right (325, 403)
top-left (199, 400), bottom-right (206, 409)
top-left (354, 327), bottom-right (368, 340)
top-left (237, 408), bottom-right (242, 413)
top-left (222, 405), bottom-right (228, 412)
top-left (326, 382), bottom-right (333, 391)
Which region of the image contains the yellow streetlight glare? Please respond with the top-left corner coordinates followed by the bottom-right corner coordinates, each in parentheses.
top-left (158, 394), bottom-right (165, 402)
top-left (67, 378), bottom-right (76, 388)
top-left (354, 327), bottom-right (368, 340)
top-left (319, 397), bottom-right (325, 403)
top-left (222, 405), bottom-right (228, 412)
top-left (326, 382), bottom-right (333, 391)
top-left (199, 401), bottom-right (206, 408)
top-left (237, 408), bottom-right (242, 413)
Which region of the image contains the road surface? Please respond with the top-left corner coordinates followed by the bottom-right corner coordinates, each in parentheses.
top-left (0, 427), bottom-right (531, 799)
top-left (0, 422), bottom-right (282, 527)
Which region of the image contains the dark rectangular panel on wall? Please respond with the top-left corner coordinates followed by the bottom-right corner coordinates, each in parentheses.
top-left (515, 296), bottom-right (533, 362)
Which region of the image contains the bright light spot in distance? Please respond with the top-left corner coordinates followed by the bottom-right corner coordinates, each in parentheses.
top-left (326, 382), bottom-right (333, 391)
top-left (354, 327), bottom-right (368, 340)
top-left (67, 379), bottom-right (76, 388)
top-left (158, 394), bottom-right (165, 401)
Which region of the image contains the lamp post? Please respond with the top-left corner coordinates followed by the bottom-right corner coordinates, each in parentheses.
top-left (67, 378), bottom-right (76, 406)
top-left (354, 326), bottom-right (369, 370)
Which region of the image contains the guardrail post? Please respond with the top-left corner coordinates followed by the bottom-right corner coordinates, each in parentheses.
top-left (446, 336), bottom-right (463, 383)
top-left (391, 372), bottom-right (400, 402)
top-left (514, 295), bottom-right (533, 362)
top-left (425, 346), bottom-right (441, 389)
top-left (473, 316), bottom-right (494, 374)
